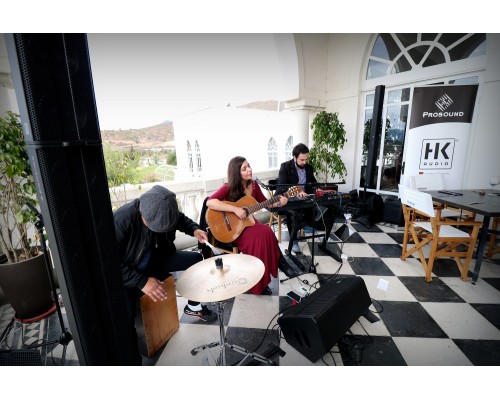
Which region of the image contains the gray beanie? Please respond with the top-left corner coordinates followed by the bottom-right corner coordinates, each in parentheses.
top-left (139, 186), bottom-right (179, 232)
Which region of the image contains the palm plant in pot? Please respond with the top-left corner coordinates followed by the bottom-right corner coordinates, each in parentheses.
top-left (0, 111), bottom-right (55, 321)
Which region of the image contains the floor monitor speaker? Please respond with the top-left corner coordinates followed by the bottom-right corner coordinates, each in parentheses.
top-left (278, 275), bottom-right (371, 362)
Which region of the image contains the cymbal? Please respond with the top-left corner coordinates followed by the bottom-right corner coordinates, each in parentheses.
top-left (176, 254), bottom-right (264, 302)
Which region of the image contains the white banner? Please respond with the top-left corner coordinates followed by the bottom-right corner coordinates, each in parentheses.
top-left (402, 84), bottom-right (478, 189)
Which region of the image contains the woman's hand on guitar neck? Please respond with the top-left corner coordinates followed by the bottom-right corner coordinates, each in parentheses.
top-left (271, 195), bottom-right (288, 208)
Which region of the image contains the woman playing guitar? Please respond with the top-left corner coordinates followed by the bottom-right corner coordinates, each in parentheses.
top-left (207, 156), bottom-right (300, 295)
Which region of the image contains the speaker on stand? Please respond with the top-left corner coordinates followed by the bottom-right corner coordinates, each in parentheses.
top-left (6, 33), bottom-right (140, 365)
top-left (355, 85), bottom-right (385, 228)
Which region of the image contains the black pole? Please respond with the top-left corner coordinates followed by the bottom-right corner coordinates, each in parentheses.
top-left (365, 85), bottom-right (385, 190)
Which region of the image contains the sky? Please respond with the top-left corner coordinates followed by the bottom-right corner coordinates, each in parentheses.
top-left (6, 3), bottom-right (493, 131)
top-left (87, 33), bottom-right (292, 130)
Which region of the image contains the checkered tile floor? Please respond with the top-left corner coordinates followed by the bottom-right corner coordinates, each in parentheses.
top-left (157, 221), bottom-right (500, 366)
top-left (0, 297), bottom-right (78, 366)
top-left (2, 221), bottom-right (499, 367)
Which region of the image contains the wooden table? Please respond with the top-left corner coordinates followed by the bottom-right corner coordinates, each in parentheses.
top-left (425, 189), bottom-right (500, 283)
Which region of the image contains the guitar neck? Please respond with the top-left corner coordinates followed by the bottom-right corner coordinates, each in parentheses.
top-left (246, 190), bottom-right (294, 215)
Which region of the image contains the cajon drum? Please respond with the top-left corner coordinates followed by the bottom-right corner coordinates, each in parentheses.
top-left (139, 275), bottom-right (179, 357)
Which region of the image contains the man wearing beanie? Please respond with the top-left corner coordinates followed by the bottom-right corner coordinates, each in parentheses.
top-left (114, 185), bottom-right (216, 359)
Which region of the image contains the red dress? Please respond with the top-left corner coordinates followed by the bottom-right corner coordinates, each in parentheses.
top-left (209, 182), bottom-right (280, 295)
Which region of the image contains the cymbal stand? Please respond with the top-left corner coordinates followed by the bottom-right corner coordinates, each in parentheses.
top-left (190, 301), bottom-right (274, 366)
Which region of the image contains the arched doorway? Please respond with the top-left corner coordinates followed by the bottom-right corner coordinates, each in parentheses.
top-left (357, 34), bottom-right (487, 195)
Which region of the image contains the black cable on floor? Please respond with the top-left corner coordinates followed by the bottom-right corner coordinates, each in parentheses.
top-left (370, 298), bottom-right (384, 313)
top-left (249, 304), bottom-right (295, 355)
top-left (322, 350), bottom-right (339, 366)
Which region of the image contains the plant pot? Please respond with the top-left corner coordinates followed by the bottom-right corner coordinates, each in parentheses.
top-left (0, 252), bottom-right (56, 322)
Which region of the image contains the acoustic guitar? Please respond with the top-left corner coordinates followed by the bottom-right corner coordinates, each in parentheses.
top-left (206, 186), bottom-right (300, 243)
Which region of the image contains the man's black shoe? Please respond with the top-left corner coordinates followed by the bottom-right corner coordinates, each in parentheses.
top-left (278, 257), bottom-right (301, 278)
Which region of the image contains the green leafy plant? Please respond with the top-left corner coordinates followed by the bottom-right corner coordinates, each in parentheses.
top-left (309, 111), bottom-right (347, 181)
top-left (103, 144), bottom-right (140, 208)
top-left (0, 111), bottom-right (39, 263)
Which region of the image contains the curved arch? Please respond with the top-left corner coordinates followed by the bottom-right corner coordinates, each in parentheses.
top-left (366, 33), bottom-right (486, 80)
top-left (273, 34), bottom-right (300, 101)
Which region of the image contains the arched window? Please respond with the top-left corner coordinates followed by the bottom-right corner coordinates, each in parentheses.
top-left (194, 140), bottom-right (202, 173)
top-left (186, 140), bottom-right (193, 173)
top-left (285, 136), bottom-right (293, 160)
top-left (367, 34), bottom-right (486, 80)
top-left (267, 137), bottom-right (278, 168)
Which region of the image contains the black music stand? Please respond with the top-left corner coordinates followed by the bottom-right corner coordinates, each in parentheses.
top-left (313, 194), bottom-right (353, 263)
top-left (318, 220), bottom-right (351, 263)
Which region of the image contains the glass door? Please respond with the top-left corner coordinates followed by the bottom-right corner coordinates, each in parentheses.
top-left (359, 87), bottom-right (410, 194)
top-left (358, 75), bottom-right (479, 195)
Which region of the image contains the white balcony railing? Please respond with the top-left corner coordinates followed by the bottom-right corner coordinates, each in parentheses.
top-left (109, 169), bottom-right (280, 223)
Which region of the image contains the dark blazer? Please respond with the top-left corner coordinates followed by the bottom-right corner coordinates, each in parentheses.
top-left (277, 159), bottom-right (317, 195)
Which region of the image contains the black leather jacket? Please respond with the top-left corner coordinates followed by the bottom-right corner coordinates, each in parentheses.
top-left (113, 198), bottom-right (200, 290)
top-left (277, 159), bottom-right (317, 195)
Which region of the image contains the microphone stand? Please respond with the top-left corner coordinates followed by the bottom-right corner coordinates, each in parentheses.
top-left (253, 178), bottom-right (270, 190)
top-left (24, 203), bottom-right (72, 364)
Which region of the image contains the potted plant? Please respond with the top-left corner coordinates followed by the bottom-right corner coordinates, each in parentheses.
top-left (308, 111), bottom-right (347, 186)
top-left (0, 111), bottom-right (55, 321)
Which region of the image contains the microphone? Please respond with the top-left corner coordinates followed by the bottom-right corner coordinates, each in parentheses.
top-left (253, 177), bottom-right (269, 189)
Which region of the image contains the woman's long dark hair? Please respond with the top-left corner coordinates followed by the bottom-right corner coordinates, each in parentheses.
top-left (227, 156), bottom-right (249, 202)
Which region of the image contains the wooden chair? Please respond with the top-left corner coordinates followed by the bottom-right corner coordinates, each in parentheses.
top-left (399, 185), bottom-right (482, 282)
top-left (409, 174), bottom-right (476, 221)
top-left (487, 217), bottom-right (500, 258)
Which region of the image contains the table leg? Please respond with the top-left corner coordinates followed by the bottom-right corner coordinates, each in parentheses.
top-left (472, 216), bottom-right (490, 284)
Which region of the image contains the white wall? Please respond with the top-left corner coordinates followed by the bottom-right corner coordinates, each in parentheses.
top-left (0, 34), bottom-right (18, 116)
top-left (173, 106), bottom-right (305, 180)
top-left (293, 33), bottom-right (329, 102)
top-left (464, 34), bottom-right (500, 189)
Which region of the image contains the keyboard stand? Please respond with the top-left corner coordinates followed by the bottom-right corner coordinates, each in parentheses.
top-left (286, 212), bottom-right (323, 273)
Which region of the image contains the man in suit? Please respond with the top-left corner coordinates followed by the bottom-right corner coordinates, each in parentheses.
top-left (277, 143), bottom-right (320, 254)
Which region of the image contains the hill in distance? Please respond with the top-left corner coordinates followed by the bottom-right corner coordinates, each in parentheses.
top-left (100, 100), bottom-right (280, 149)
top-left (101, 121), bottom-right (174, 150)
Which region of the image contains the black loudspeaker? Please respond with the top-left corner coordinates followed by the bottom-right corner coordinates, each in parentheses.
top-left (383, 197), bottom-right (405, 226)
top-left (6, 34), bottom-right (140, 365)
top-left (278, 275), bottom-right (371, 362)
top-left (364, 85), bottom-right (385, 189)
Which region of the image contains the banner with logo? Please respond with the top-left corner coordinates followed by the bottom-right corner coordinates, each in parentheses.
top-left (402, 84), bottom-right (478, 189)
